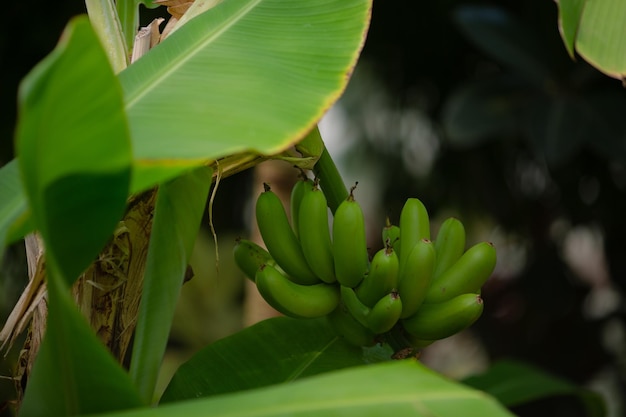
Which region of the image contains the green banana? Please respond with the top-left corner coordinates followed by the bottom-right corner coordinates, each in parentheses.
top-left (366, 292), bottom-right (403, 334)
top-left (424, 241), bottom-right (496, 303)
top-left (397, 239), bottom-right (436, 318)
top-left (399, 198), bottom-right (430, 276)
top-left (290, 176), bottom-right (315, 239)
top-left (255, 264), bottom-right (339, 318)
top-left (327, 304), bottom-right (376, 347)
top-left (332, 186), bottom-right (369, 288)
top-left (402, 293), bottom-right (484, 340)
top-left (298, 184), bottom-right (336, 283)
top-left (233, 238), bottom-right (275, 282)
top-left (355, 244), bottom-right (399, 307)
top-left (382, 218), bottom-right (400, 256)
top-left (256, 184), bottom-right (320, 285)
top-left (433, 217), bottom-right (466, 280)
top-left (340, 285), bottom-right (371, 328)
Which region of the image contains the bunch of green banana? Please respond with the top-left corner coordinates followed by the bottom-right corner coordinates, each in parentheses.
top-left (393, 208), bottom-right (496, 348)
top-left (233, 179), bottom-right (345, 318)
top-left (233, 178), bottom-right (497, 352)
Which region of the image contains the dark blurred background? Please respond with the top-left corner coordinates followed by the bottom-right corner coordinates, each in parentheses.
top-left (2, 0), bottom-right (626, 416)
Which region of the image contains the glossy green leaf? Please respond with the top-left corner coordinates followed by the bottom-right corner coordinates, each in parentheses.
top-left (15, 16), bottom-right (131, 285)
top-left (98, 360), bottom-right (514, 417)
top-left (119, 0), bottom-right (372, 191)
top-left (557, 0), bottom-right (585, 59)
top-left (573, 0), bottom-right (626, 79)
top-left (20, 265), bottom-right (143, 417)
top-left (453, 6), bottom-right (553, 85)
top-left (463, 359), bottom-right (606, 417)
top-left (160, 316), bottom-right (392, 402)
top-left (130, 166), bottom-right (213, 403)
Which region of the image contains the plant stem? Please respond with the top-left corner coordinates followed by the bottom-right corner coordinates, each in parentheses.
top-left (85, 0), bottom-right (129, 73)
top-left (117, 0), bottom-right (140, 54)
top-left (384, 325), bottom-right (421, 359)
top-left (313, 148), bottom-right (348, 214)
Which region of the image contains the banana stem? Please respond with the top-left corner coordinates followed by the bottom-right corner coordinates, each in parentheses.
top-left (85, 0), bottom-right (129, 73)
top-left (313, 148), bottom-right (348, 214)
top-left (116, 0), bottom-right (139, 54)
top-left (384, 325), bottom-right (420, 359)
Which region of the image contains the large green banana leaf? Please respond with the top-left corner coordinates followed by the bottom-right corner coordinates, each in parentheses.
top-left (0, 0), bottom-right (371, 256)
top-left (96, 360), bottom-right (516, 417)
top-left (17, 17), bottom-right (141, 417)
top-left (160, 317), bottom-right (392, 402)
top-left (15, 16), bottom-right (132, 287)
top-left (557, 0), bottom-right (626, 79)
top-left (121, 0), bottom-right (372, 191)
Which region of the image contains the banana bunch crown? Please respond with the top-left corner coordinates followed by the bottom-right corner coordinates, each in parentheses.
top-left (234, 178), bottom-right (496, 354)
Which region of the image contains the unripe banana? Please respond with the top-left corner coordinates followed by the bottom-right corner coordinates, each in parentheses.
top-left (382, 219), bottom-right (400, 256)
top-left (366, 292), bottom-right (403, 334)
top-left (255, 264), bottom-right (339, 318)
top-left (402, 293), bottom-right (484, 340)
top-left (233, 238), bottom-right (275, 282)
top-left (340, 285), bottom-right (371, 328)
top-left (256, 184), bottom-right (320, 285)
top-left (399, 198), bottom-right (430, 276)
top-left (332, 186), bottom-right (369, 288)
top-left (290, 177), bottom-right (315, 239)
top-left (397, 239), bottom-right (436, 318)
top-left (433, 217), bottom-right (466, 280)
top-left (327, 304), bottom-right (376, 347)
top-left (298, 184), bottom-right (336, 283)
top-left (355, 244), bottom-right (399, 307)
top-left (424, 241), bottom-right (496, 303)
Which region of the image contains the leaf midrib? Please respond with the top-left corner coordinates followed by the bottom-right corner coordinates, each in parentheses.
top-left (285, 337), bottom-right (338, 382)
top-left (123, 0), bottom-right (262, 108)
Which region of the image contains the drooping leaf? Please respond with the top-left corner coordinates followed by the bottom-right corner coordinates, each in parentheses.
top-left (556, 0), bottom-right (586, 59)
top-left (129, 166), bottom-right (213, 403)
top-left (20, 265), bottom-right (143, 417)
top-left (453, 6), bottom-right (553, 85)
top-left (572, 0), bottom-right (626, 79)
top-left (97, 360), bottom-right (515, 417)
top-left (119, 0), bottom-right (372, 192)
top-left (160, 316), bottom-right (392, 402)
top-left (15, 16), bottom-right (140, 417)
top-left (15, 16), bottom-right (131, 285)
top-left (463, 359), bottom-right (606, 417)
